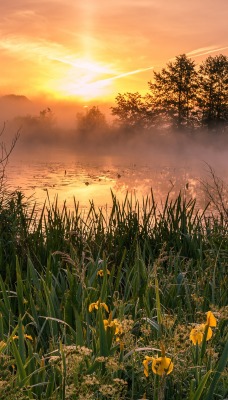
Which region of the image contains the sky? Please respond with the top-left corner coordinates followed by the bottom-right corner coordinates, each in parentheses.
top-left (0, 0), bottom-right (228, 104)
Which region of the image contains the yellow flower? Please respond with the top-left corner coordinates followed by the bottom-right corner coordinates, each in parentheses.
top-left (103, 318), bottom-right (123, 339)
top-left (143, 344), bottom-right (174, 377)
top-left (143, 356), bottom-right (153, 377)
top-left (103, 319), bottom-right (115, 329)
top-left (0, 341), bottom-right (6, 351)
top-left (152, 356), bottom-right (174, 376)
top-left (88, 300), bottom-right (109, 313)
top-left (97, 269), bottom-right (111, 277)
top-left (24, 334), bottom-right (33, 341)
top-left (12, 334), bottom-right (33, 341)
top-left (113, 319), bottom-right (123, 336)
top-left (206, 311), bottom-right (217, 327)
top-left (88, 302), bottom-right (99, 312)
top-left (190, 323), bottom-right (212, 345)
top-left (119, 341), bottom-right (124, 351)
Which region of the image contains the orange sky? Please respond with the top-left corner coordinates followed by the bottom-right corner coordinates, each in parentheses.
top-left (0, 0), bottom-right (228, 103)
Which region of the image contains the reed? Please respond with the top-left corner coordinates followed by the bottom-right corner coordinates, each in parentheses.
top-left (0, 190), bottom-right (227, 399)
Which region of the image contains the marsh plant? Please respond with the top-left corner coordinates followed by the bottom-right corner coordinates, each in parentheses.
top-left (0, 187), bottom-right (227, 399)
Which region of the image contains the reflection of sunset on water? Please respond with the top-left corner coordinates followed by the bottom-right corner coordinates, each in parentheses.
top-left (6, 157), bottom-right (206, 212)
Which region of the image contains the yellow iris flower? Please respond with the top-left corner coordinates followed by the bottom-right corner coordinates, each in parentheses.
top-left (190, 324), bottom-right (212, 345)
top-left (97, 269), bottom-right (111, 277)
top-left (152, 356), bottom-right (174, 376)
top-left (190, 311), bottom-right (216, 345)
top-left (88, 300), bottom-right (109, 313)
top-left (103, 317), bottom-right (123, 342)
top-left (0, 341), bottom-right (6, 351)
top-left (143, 344), bottom-right (173, 377)
top-left (12, 334), bottom-right (33, 341)
top-left (143, 356), bottom-right (153, 377)
top-left (206, 311), bottom-right (217, 327)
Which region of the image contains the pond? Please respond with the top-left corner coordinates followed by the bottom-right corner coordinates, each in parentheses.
top-left (5, 151), bottom-right (225, 213)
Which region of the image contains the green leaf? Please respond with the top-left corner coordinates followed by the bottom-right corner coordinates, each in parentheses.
top-left (205, 339), bottom-right (228, 400)
top-left (18, 316), bottom-right (26, 365)
top-left (141, 317), bottom-right (160, 332)
top-left (75, 310), bottom-right (84, 346)
top-left (98, 309), bottom-right (109, 357)
top-left (155, 276), bottom-right (162, 333)
top-left (11, 339), bottom-right (27, 383)
top-left (191, 370), bottom-right (211, 400)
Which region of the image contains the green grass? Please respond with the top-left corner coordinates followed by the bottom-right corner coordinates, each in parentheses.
top-left (0, 190), bottom-right (227, 399)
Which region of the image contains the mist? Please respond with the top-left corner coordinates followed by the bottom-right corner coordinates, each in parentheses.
top-left (1, 95), bottom-right (228, 208)
top-left (8, 118), bottom-right (228, 177)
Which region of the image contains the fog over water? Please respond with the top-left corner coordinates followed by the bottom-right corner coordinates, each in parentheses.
top-left (2, 98), bottom-right (228, 212)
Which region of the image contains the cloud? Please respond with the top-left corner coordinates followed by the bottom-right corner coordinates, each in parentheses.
top-left (0, 0), bottom-right (228, 99)
top-left (0, 36), bottom-right (64, 62)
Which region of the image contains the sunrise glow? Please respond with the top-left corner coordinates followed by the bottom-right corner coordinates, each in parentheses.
top-left (41, 57), bottom-right (115, 100)
top-left (0, 1), bottom-right (227, 103)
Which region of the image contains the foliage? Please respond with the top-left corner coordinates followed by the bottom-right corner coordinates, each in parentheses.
top-left (197, 55), bottom-right (228, 132)
top-left (76, 106), bottom-right (108, 134)
top-left (12, 108), bottom-right (56, 145)
top-left (111, 92), bottom-right (153, 130)
top-left (112, 54), bottom-right (228, 133)
top-left (0, 123), bottom-right (20, 193)
top-left (147, 54), bottom-right (198, 130)
top-left (0, 188), bottom-right (227, 399)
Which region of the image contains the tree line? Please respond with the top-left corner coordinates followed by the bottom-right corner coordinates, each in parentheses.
top-left (111, 54), bottom-right (228, 133)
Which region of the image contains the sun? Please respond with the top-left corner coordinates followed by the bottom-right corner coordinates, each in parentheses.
top-left (45, 57), bottom-right (114, 101)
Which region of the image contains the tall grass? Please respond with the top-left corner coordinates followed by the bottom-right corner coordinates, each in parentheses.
top-left (0, 190), bottom-right (227, 399)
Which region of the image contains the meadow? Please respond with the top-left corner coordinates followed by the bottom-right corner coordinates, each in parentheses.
top-left (0, 187), bottom-right (227, 399)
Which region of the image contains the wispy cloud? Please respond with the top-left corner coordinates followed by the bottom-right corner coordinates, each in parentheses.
top-left (0, 36), bottom-right (64, 60)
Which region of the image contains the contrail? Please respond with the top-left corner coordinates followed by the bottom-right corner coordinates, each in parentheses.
top-left (81, 66), bottom-right (154, 90)
top-left (50, 56), bottom-right (154, 81)
top-left (102, 66), bottom-right (154, 82)
top-left (187, 46), bottom-right (228, 58)
top-left (49, 56), bottom-right (113, 74)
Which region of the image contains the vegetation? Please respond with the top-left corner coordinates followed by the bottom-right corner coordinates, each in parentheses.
top-left (6, 54), bottom-right (227, 150)
top-left (0, 53), bottom-right (227, 399)
top-left (0, 187), bottom-right (227, 399)
top-left (111, 54), bottom-right (228, 133)
top-left (0, 123), bottom-right (20, 192)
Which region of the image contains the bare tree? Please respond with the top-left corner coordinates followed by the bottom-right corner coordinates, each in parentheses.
top-left (201, 163), bottom-right (228, 223)
top-left (0, 123), bottom-right (20, 194)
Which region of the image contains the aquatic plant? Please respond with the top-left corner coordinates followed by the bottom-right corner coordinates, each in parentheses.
top-left (0, 191), bottom-right (227, 399)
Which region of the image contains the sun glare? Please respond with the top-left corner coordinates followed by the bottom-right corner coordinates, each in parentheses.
top-left (46, 57), bottom-right (114, 101)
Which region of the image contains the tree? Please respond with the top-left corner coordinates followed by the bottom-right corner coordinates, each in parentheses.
top-left (12, 107), bottom-right (56, 145)
top-left (39, 107), bottom-right (55, 129)
top-left (147, 54), bottom-right (198, 130)
top-left (76, 106), bottom-right (107, 134)
top-left (111, 92), bottom-right (152, 130)
top-left (197, 54), bottom-right (228, 132)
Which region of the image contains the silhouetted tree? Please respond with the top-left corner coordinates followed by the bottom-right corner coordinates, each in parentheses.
top-left (111, 92), bottom-right (152, 130)
top-left (147, 54), bottom-right (198, 130)
top-left (39, 107), bottom-right (55, 128)
top-left (14, 107), bottom-right (55, 131)
top-left (197, 54), bottom-right (228, 132)
top-left (76, 106), bottom-right (107, 134)
top-left (12, 107), bottom-right (57, 145)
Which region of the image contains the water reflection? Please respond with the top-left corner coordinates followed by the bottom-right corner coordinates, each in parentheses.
top-left (6, 155), bottom-right (207, 212)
